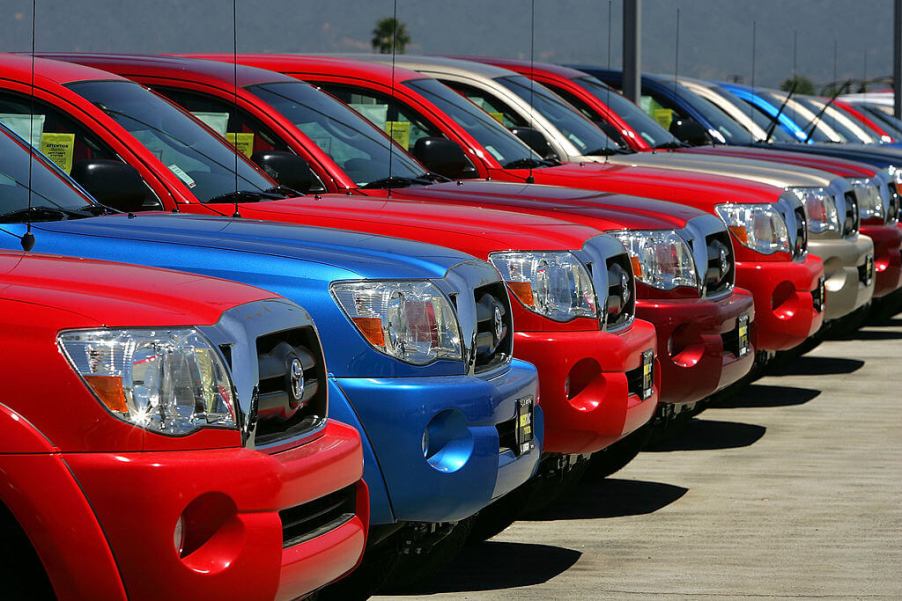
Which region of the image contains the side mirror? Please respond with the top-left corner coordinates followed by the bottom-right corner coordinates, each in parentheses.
top-left (70, 159), bottom-right (148, 213)
top-left (509, 126), bottom-right (558, 160)
top-left (412, 137), bottom-right (473, 179)
top-left (252, 151), bottom-right (324, 194)
top-left (669, 118), bottom-right (710, 146)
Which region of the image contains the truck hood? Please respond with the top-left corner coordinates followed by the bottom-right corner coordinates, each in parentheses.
top-left (766, 142), bottom-right (902, 170)
top-left (509, 162), bottom-right (781, 211)
top-left (598, 151), bottom-right (834, 188)
top-left (227, 192), bottom-right (600, 255)
top-left (396, 179), bottom-right (704, 230)
top-left (0, 251), bottom-right (273, 327)
top-left (27, 212), bottom-right (471, 281)
top-left (681, 146), bottom-right (877, 178)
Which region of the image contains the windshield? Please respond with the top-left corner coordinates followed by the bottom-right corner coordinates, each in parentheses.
top-left (0, 125), bottom-right (95, 220)
top-left (796, 97), bottom-right (874, 143)
top-left (860, 105), bottom-right (902, 137)
top-left (669, 83), bottom-right (756, 144)
top-left (403, 78), bottom-right (540, 167)
top-left (574, 76), bottom-right (678, 147)
top-left (758, 90), bottom-right (832, 143)
top-left (708, 86), bottom-right (795, 143)
top-left (67, 80), bottom-right (276, 202)
top-left (249, 81), bottom-right (427, 186)
top-left (496, 75), bottom-right (620, 155)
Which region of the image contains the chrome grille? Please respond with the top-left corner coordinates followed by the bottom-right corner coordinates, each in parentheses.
top-left (604, 253), bottom-right (636, 330)
top-left (843, 190), bottom-right (860, 236)
top-left (888, 183), bottom-right (901, 224)
top-left (702, 230), bottom-right (734, 297)
top-left (254, 327), bottom-right (327, 447)
top-left (792, 206), bottom-right (808, 258)
top-left (473, 282), bottom-right (513, 373)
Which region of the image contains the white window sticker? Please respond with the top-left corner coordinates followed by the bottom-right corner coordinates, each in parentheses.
top-left (192, 112), bottom-right (230, 137)
top-left (168, 163), bottom-right (196, 188)
top-left (0, 113), bottom-right (46, 147)
top-left (349, 103), bottom-right (389, 130)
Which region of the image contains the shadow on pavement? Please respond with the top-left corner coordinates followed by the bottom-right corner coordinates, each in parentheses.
top-left (388, 541), bottom-right (581, 594)
top-left (713, 384), bottom-right (820, 408)
top-left (769, 356), bottom-right (864, 377)
top-left (645, 419), bottom-right (766, 452)
top-left (847, 328), bottom-right (902, 341)
top-left (523, 478), bottom-right (688, 521)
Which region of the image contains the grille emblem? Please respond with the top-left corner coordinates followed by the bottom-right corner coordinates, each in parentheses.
top-left (718, 245), bottom-right (729, 279)
top-left (289, 358), bottom-right (305, 404)
top-left (620, 269), bottom-right (631, 305)
top-left (493, 305), bottom-right (504, 341)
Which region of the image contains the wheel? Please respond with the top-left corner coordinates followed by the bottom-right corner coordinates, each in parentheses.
top-left (465, 480), bottom-right (534, 544)
top-left (584, 425), bottom-right (652, 479)
top-left (316, 532), bottom-right (404, 601)
top-left (0, 504), bottom-right (55, 601)
top-left (378, 520), bottom-right (473, 593)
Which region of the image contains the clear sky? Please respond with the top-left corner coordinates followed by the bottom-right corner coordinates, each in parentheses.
top-left (0, 0), bottom-right (893, 89)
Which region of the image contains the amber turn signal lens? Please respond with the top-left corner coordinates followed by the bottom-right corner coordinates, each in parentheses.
top-left (84, 375), bottom-right (128, 413)
top-left (629, 255), bottom-right (643, 280)
top-left (507, 281), bottom-right (535, 308)
top-left (728, 225), bottom-right (749, 246)
top-left (352, 316), bottom-right (386, 347)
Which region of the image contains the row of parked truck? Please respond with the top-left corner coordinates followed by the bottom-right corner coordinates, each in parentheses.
top-left (1, 52), bottom-right (900, 601)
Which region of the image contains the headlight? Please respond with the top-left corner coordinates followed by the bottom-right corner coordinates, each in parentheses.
top-left (332, 280), bottom-right (462, 365)
top-left (610, 230), bottom-right (698, 291)
top-left (489, 251), bottom-right (597, 321)
top-left (789, 187), bottom-right (840, 234)
top-left (848, 178), bottom-right (885, 220)
top-left (715, 203), bottom-right (791, 255)
top-left (59, 329), bottom-right (236, 436)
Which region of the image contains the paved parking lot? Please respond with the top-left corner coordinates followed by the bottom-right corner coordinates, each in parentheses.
top-left (377, 316), bottom-right (902, 601)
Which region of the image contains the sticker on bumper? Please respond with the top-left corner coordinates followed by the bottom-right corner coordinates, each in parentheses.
top-left (516, 397), bottom-right (535, 456)
top-left (737, 314), bottom-right (751, 358)
top-left (642, 349), bottom-right (655, 400)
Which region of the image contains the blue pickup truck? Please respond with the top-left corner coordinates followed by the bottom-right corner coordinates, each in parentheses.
top-left (0, 121), bottom-right (543, 592)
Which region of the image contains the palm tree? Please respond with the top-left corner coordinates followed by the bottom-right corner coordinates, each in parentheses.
top-left (371, 17), bottom-right (410, 54)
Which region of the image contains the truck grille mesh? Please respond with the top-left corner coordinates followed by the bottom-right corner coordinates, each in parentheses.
top-left (843, 191), bottom-right (860, 237)
top-left (254, 327), bottom-right (326, 446)
top-left (473, 282), bottom-right (513, 373)
top-left (702, 231), bottom-right (734, 297)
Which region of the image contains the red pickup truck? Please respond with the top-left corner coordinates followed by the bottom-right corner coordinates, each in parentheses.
top-left (0, 252), bottom-right (367, 601)
top-left (478, 58), bottom-right (900, 302)
top-left (211, 54), bottom-right (823, 368)
top-left (67, 54), bottom-right (751, 422)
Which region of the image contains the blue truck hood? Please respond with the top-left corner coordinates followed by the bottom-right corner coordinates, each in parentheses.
top-left (0, 212), bottom-right (480, 378)
top-left (27, 212), bottom-right (468, 280)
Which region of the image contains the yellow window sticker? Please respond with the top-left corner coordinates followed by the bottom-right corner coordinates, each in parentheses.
top-left (488, 111), bottom-right (505, 125)
top-left (652, 108), bottom-right (674, 130)
top-left (226, 132), bottom-right (255, 158)
top-left (40, 133), bottom-right (76, 174)
top-left (384, 121), bottom-right (411, 149)
top-left (192, 112), bottom-right (229, 137)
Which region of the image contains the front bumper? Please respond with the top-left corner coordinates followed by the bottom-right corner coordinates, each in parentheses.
top-left (63, 421), bottom-right (367, 601)
top-left (637, 289), bottom-right (756, 405)
top-left (334, 358), bottom-right (542, 525)
top-left (514, 319), bottom-right (659, 455)
top-left (809, 235), bottom-right (875, 320)
top-left (861, 225), bottom-right (902, 298)
top-left (736, 255), bottom-right (824, 351)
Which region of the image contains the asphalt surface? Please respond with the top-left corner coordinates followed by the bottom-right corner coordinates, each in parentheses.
top-left (375, 316), bottom-right (902, 601)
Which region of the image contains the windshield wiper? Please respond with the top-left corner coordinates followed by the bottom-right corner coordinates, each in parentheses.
top-left (586, 146), bottom-right (633, 156)
top-left (205, 189), bottom-right (287, 204)
top-left (0, 205), bottom-right (94, 223)
top-left (503, 157), bottom-right (553, 169)
top-left (360, 176), bottom-right (434, 190)
top-left (653, 140), bottom-right (689, 149)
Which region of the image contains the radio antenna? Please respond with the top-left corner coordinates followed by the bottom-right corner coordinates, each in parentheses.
top-left (386, 0), bottom-right (399, 198)
top-left (603, 0), bottom-right (612, 162)
top-left (750, 21), bottom-right (757, 129)
top-left (525, 0), bottom-right (536, 183)
top-left (673, 8), bottom-right (680, 100)
top-left (231, 0), bottom-right (241, 218)
top-left (22, 0), bottom-right (38, 251)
